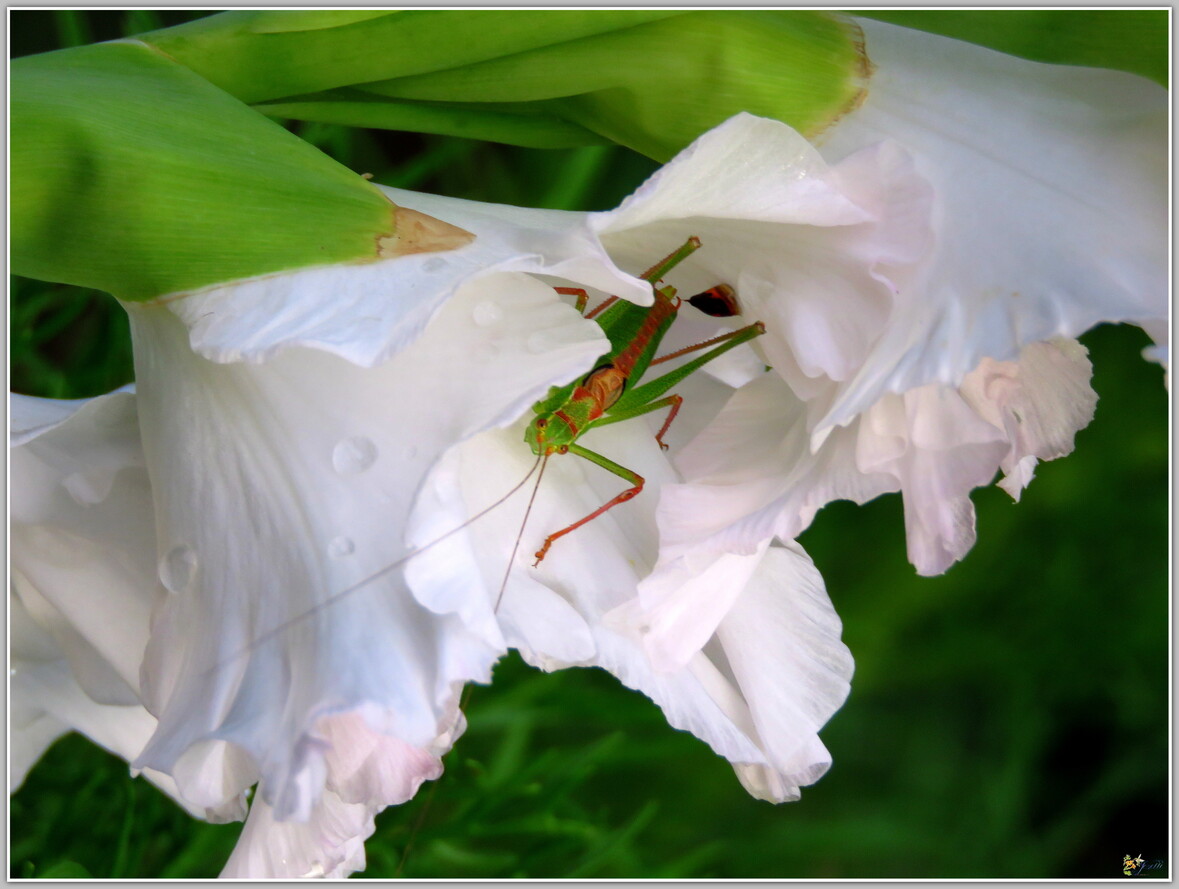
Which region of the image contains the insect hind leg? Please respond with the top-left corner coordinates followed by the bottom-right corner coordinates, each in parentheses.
top-left (533, 444), bottom-right (644, 566)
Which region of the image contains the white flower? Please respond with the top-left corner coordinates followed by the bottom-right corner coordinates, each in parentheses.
top-left (632, 21), bottom-right (1166, 614)
top-left (816, 17), bottom-right (1168, 426)
top-left (10, 26), bottom-right (1165, 872)
top-left (10, 115), bottom-right (857, 876)
top-left (121, 273), bottom-right (625, 875)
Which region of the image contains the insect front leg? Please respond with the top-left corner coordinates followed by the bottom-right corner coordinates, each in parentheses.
top-left (533, 444), bottom-right (644, 566)
top-left (553, 286), bottom-right (590, 315)
top-left (553, 286), bottom-right (618, 320)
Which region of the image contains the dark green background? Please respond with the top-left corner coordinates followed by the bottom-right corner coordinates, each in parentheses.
top-left (10, 10), bottom-right (1169, 879)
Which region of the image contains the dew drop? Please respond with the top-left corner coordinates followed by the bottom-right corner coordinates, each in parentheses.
top-left (422, 257), bottom-right (448, 274)
top-left (159, 544), bottom-right (198, 594)
top-left (406, 444), bottom-right (419, 460)
top-left (472, 300), bottom-right (502, 327)
top-left (332, 436), bottom-right (378, 475)
top-left (328, 536), bottom-right (355, 559)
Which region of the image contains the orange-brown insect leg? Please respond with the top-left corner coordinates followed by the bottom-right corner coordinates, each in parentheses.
top-left (554, 286), bottom-right (591, 315)
top-left (532, 444), bottom-right (645, 566)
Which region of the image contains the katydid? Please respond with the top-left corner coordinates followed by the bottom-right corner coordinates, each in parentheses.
top-left (522, 236), bottom-right (765, 566)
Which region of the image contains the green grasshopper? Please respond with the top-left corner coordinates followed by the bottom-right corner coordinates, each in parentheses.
top-left (523, 236), bottom-right (765, 565)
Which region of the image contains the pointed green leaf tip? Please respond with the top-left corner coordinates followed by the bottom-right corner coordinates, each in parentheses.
top-left (10, 40), bottom-right (465, 302)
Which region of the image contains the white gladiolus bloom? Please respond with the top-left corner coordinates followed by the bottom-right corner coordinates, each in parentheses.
top-left (817, 18), bottom-right (1168, 429)
top-left (627, 21), bottom-right (1166, 640)
top-left (9, 23), bottom-right (1165, 875)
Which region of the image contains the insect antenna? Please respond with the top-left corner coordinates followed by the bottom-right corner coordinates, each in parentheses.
top-left (391, 453), bottom-right (550, 873)
top-left (493, 451), bottom-right (550, 614)
top-left (393, 770), bottom-right (442, 877)
top-left (203, 452), bottom-right (544, 677)
top-left (398, 451), bottom-right (550, 876)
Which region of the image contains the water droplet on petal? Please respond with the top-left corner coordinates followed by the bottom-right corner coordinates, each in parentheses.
top-left (422, 257), bottom-right (448, 274)
top-left (159, 544), bottom-right (198, 594)
top-left (328, 537), bottom-right (355, 559)
top-left (406, 444), bottom-right (419, 460)
top-left (332, 436), bottom-right (378, 475)
top-left (472, 301), bottom-right (502, 327)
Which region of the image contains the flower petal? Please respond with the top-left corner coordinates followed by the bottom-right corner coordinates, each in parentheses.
top-left (863, 386), bottom-right (1009, 575)
top-left (167, 188), bottom-right (649, 368)
top-left (958, 338), bottom-right (1098, 499)
top-left (590, 112), bottom-right (935, 424)
top-left (318, 709), bottom-right (448, 806)
top-left (661, 372), bottom-right (895, 559)
top-left (816, 17), bottom-right (1167, 428)
top-left (409, 400), bottom-right (849, 800)
top-left (715, 542), bottom-right (853, 796)
top-left (9, 392), bottom-right (222, 818)
top-left (127, 268), bottom-right (609, 821)
top-left (220, 789), bottom-right (371, 879)
top-left (10, 391), bottom-right (156, 705)
top-left (631, 540), bottom-right (770, 673)
top-left (667, 337), bottom-right (1099, 575)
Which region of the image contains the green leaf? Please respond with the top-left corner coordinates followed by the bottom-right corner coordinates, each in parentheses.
top-left (143, 10), bottom-right (866, 162)
top-left (357, 11), bottom-right (865, 161)
top-left (855, 10), bottom-right (1169, 87)
top-left (142, 11), bottom-right (685, 104)
top-left (249, 10), bottom-right (397, 33)
top-left (11, 40), bottom-right (407, 300)
top-left (256, 91), bottom-right (607, 150)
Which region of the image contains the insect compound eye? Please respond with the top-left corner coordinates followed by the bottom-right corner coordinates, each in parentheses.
top-left (536, 418), bottom-right (547, 428)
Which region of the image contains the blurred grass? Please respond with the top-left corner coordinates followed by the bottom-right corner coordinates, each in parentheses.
top-left (9, 9), bottom-right (1169, 881)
